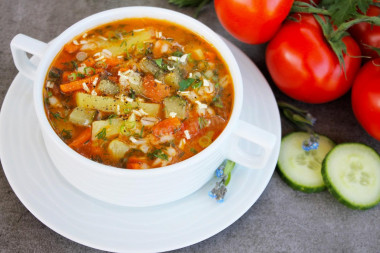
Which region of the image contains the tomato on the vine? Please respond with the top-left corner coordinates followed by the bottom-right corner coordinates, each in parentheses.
top-left (349, 4), bottom-right (380, 59)
top-left (351, 59), bottom-right (380, 141)
top-left (266, 14), bottom-right (362, 103)
top-left (214, 0), bottom-right (294, 44)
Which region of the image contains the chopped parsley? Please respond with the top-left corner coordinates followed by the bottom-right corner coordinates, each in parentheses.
top-left (192, 80), bottom-right (202, 89)
top-left (190, 148), bottom-right (198, 154)
top-left (60, 129), bottom-right (72, 140)
top-left (179, 78), bottom-right (195, 91)
top-left (148, 149), bottom-right (168, 161)
top-left (155, 58), bottom-right (163, 67)
top-left (108, 114), bottom-right (117, 124)
top-left (172, 50), bottom-right (184, 57)
top-left (95, 128), bottom-right (107, 140)
top-left (52, 112), bottom-right (64, 119)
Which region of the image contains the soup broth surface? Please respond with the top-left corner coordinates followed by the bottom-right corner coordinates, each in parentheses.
top-left (44, 18), bottom-right (234, 169)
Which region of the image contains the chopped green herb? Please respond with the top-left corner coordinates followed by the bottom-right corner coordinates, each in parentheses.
top-left (129, 89), bottom-right (136, 99)
top-left (155, 58), bottom-right (163, 67)
top-left (120, 40), bottom-right (127, 48)
top-left (71, 60), bottom-right (78, 70)
top-left (77, 73), bottom-right (85, 78)
top-left (48, 68), bottom-right (61, 79)
top-left (47, 91), bottom-right (53, 97)
top-left (172, 50), bottom-right (184, 57)
top-left (60, 129), bottom-right (72, 140)
top-left (198, 116), bottom-right (207, 129)
top-left (108, 114), bottom-right (117, 124)
top-left (136, 42), bottom-right (145, 54)
top-left (192, 80), bottom-right (202, 89)
top-left (190, 148), bottom-right (198, 154)
top-left (124, 103), bottom-right (133, 114)
top-left (52, 112), bottom-right (64, 119)
top-left (148, 149), bottom-right (169, 161)
top-left (179, 78), bottom-right (195, 91)
top-left (140, 126), bottom-right (144, 138)
top-left (214, 102), bottom-right (224, 108)
top-left (95, 128), bottom-right (107, 140)
top-left (212, 92), bottom-right (223, 108)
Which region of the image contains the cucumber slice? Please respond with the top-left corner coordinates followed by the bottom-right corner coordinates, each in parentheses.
top-left (322, 143), bottom-right (380, 210)
top-left (277, 132), bottom-right (335, 193)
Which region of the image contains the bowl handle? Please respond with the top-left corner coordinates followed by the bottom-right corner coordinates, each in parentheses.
top-left (11, 34), bottom-right (48, 80)
top-left (226, 120), bottom-right (276, 170)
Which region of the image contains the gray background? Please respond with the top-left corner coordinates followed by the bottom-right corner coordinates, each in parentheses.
top-left (1, 0), bottom-right (379, 252)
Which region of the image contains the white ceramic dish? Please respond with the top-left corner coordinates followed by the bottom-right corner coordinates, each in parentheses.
top-left (10, 7), bottom-right (276, 207)
top-left (0, 39), bottom-right (281, 252)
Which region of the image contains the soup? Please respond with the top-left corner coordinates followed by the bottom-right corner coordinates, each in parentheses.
top-left (43, 18), bottom-right (234, 169)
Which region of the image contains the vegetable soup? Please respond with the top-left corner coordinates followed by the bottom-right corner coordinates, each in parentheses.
top-left (43, 18), bottom-right (234, 169)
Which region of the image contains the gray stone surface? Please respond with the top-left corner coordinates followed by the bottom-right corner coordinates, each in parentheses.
top-left (1, 0), bottom-right (379, 252)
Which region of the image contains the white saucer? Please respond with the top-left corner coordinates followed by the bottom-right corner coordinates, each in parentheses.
top-left (0, 39), bottom-right (281, 252)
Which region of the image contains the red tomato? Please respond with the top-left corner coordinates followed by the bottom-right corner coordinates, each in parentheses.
top-left (266, 14), bottom-right (362, 103)
top-left (351, 59), bottom-right (380, 141)
top-left (349, 5), bottom-right (380, 59)
top-left (214, 0), bottom-right (294, 44)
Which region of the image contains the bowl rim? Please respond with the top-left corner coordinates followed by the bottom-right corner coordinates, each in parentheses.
top-left (33, 6), bottom-right (243, 176)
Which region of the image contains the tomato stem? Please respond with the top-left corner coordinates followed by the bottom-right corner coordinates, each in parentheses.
top-left (291, 1), bottom-right (329, 16)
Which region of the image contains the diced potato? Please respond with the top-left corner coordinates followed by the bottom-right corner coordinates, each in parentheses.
top-left (92, 118), bottom-right (123, 140)
top-left (69, 107), bottom-right (96, 126)
top-left (164, 71), bottom-right (181, 89)
top-left (76, 92), bottom-right (124, 113)
top-left (108, 139), bottom-right (130, 159)
top-left (139, 102), bottom-right (160, 117)
top-left (163, 96), bottom-right (187, 119)
top-left (192, 48), bottom-right (205, 60)
top-left (96, 29), bottom-right (154, 56)
top-left (76, 93), bottom-right (160, 117)
top-left (98, 79), bottom-right (120, 95)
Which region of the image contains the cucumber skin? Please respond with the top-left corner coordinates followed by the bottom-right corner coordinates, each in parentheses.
top-left (277, 164), bottom-right (326, 193)
top-left (277, 132), bottom-right (334, 193)
top-left (321, 143), bottom-right (380, 210)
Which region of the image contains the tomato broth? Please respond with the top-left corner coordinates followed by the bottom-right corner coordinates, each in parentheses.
top-left (43, 18), bottom-right (234, 169)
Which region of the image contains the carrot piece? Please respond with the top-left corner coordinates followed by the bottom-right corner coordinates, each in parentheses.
top-left (60, 74), bottom-right (99, 93)
top-left (104, 57), bottom-right (121, 67)
top-left (83, 57), bottom-right (95, 67)
top-left (204, 51), bottom-right (216, 61)
top-left (64, 42), bottom-right (79, 54)
top-left (69, 128), bottom-right (92, 149)
top-left (181, 117), bottom-right (200, 138)
top-left (126, 156), bottom-right (146, 169)
top-left (142, 74), bottom-right (171, 103)
top-left (152, 117), bottom-right (182, 137)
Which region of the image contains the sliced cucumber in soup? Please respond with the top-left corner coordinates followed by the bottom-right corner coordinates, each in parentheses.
top-left (277, 132), bottom-right (335, 193)
top-left (322, 143), bottom-right (380, 210)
